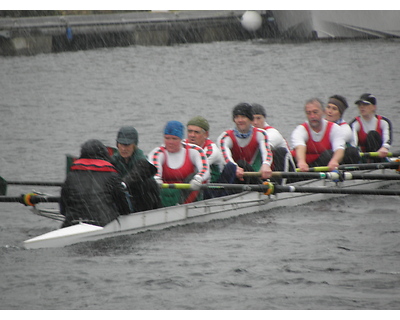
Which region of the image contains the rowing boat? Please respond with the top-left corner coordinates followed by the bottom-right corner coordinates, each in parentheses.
top-left (22, 163), bottom-right (400, 249)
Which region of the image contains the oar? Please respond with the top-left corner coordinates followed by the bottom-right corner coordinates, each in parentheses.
top-left (342, 172), bottom-right (400, 180)
top-left (244, 171), bottom-right (400, 181)
top-left (0, 193), bottom-right (60, 205)
top-left (161, 183), bottom-right (195, 189)
top-left (299, 161), bottom-right (400, 172)
top-left (338, 161), bottom-right (400, 171)
top-left (273, 184), bottom-right (400, 196)
top-left (208, 183), bottom-right (400, 196)
top-left (3, 181), bottom-right (400, 206)
top-left (296, 166), bottom-right (330, 172)
top-left (2, 180), bottom-right (63, 186)
top-left (161, 183), bottom-right (400, 196)
top-left (0, 176), bottom-right (63, 195)
top-left (0, 177), bottom-right (6, 196)
top-left (244, 171), bottom-right (340, 180)
top-left (4, 159), bottom-right (397, 187)
top-left (360, 152), bottom-right (400, 158)
top-left (162, 182), bottom-right (274, 191)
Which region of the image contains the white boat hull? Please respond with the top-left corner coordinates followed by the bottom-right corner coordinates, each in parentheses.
top-left (23, 174), bottom-right (397, 249)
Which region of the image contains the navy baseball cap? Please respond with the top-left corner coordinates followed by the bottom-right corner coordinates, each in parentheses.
top-left (355, 93), bottom-right (376, 105)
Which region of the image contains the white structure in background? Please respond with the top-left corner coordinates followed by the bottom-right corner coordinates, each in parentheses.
top-left (271, 10), bottom-right (400, 39)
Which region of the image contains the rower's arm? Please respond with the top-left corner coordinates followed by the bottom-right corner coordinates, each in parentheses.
top-left (294, 145), bottom-right (308, 172)
top-left (328, 148), bottom-right (344, 171)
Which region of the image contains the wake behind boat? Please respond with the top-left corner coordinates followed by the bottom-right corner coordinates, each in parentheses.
top-left (21, 162), bottom-right (400, 249)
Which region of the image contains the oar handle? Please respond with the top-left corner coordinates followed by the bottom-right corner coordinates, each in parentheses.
top-left (161, 183), bottom-right (192, 189)
top-left (296, 167), bottom-right (330, 172)
top-left (360, 152), bottom-right (400, 158)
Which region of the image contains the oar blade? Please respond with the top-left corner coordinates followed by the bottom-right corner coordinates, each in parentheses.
top-left (0, 176), bottom-right (7, 196)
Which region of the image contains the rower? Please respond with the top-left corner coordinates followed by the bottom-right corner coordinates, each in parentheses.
top-left (349, 93), bottom-right (393, 161)
top-left (324, 94), bottom-right (360, 164)
top-left (185, 115), bottom-right (225, 183)
top-left (291, 98), bottom-right (345, 172)
top-left (252, 103), bottom-right (296, 173)
top-left (60, 139), bottom-right (131, 228)
top-left (148, 120), bottom-right (210, 207)
top-left (184, 116), bottom-right (225, 199)
top-left (111, 126), bottom-right (162, 212)
top-left (217, 102), bottom-right (273, 184)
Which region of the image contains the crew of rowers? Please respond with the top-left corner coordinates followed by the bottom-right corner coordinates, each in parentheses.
top-left (60, 93), bottom-right (393, 227)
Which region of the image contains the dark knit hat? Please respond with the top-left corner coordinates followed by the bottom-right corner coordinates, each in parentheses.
top-left (164, 120), bottom-right (184, 139)
top-left (80, 139), bottom-right (110, 161)
top-left (187, 116), bottom-right (210, 132)
top-left (355, 93), bottom-right (377, 105)
top-left (232, 103), bottom-right (254, 121)
top-left (117, 126), bottom-right (138, 145)
top-left (328, 95), bottom-right (348, 116)
top-left (251, 103), bottom-right (267, 117)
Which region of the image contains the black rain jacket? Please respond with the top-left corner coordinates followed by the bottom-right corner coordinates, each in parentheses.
top-left (60, 139), bottom-right (130, 227)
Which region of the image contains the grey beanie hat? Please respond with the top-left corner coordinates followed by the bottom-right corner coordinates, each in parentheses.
top-left (116, 126), bottom-right (139, 145)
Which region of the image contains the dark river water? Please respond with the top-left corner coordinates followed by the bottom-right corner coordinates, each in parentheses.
top-left (1, 38), bottom-right (400, 310)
